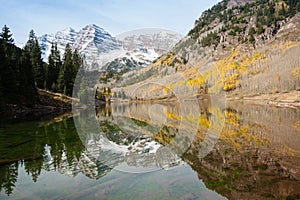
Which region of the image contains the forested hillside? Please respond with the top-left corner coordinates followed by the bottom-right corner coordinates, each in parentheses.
top-left (113, 0), bottom-right (300, 100)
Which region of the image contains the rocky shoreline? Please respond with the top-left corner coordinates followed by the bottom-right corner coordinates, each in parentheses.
top-left (266, 100), bottom-right (300, 108)
top-left (227, 90), bottom-right (300, 108)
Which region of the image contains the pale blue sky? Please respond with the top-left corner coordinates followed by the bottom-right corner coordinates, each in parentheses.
top-left (0, 0), bottom-right (220, 45)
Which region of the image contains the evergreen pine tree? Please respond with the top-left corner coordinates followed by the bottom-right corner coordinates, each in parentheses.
top-left (249, 34), bottom-right (255, 44)
top-left (249, 27), bottom-right (256, 35)
top-left (56, 44), bottom-right (81, 96)
top-left (20, 47), bottom-right (36, 101)
top-left (257, 25), bottom-right (264, 35)
top-left (57, 67), bottom-right (65, 94)
top-left (46, 42), bottom-right (61, 91)
top-left (24, 30), bottom-right (45, 88)
top-left (0, 26), bottom-right (37, 107)
top-left (0, 40), bottom-right (5, 108)
top-left (0, 27), bottom-right (18, 102)
top-left (61, 44), bottom-right (73, 96)
top-left (71, 49), bottom-right (81, 89)
top-left (0, 25), bottom-right (14, 44)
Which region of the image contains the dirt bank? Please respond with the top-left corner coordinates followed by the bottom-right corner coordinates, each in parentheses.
top-left (227, 90), bottom-right (300, 108)
top-left (1, 89), bottom-right (78, 122)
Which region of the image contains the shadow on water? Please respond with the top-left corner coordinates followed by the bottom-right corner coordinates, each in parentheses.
top-left (0, 100), bottom-right (300, 199)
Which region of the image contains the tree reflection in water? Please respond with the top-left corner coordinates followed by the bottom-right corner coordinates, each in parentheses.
top-left (0, 118), bottom-right (84, 195)
top-left (0, 102), bottom-right (300, 199)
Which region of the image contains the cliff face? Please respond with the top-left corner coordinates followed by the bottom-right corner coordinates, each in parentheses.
top-left (112, 0), bottom-right (300, 100)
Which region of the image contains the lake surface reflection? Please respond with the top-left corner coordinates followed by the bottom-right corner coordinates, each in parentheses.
top-left (0, 101), bottom-right (300, 199)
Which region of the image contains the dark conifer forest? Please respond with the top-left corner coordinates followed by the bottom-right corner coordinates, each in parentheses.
top-left (0, 25), bottom-right (82, 112)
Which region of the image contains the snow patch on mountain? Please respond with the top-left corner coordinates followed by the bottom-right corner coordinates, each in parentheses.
top-left (38, 24), bottom-right (121, 67)
top-left (38, 25), bottom-right (182, 71)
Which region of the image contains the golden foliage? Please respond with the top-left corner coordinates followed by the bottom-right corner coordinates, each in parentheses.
top-left (275, 0), bottom-right (289, 12)
top-left (216, 49), bottom-right (266, 91)
top-left (186, 75), bottom-right (205, 89)
top-left (164, 108), bottom-right (211, 129)
top-left (149, 85), bottom-right (161, 92)
top-left (164, 110), bottom-right (183, 121)
top-left (198, 115), bottom-right (210, 128)
top-left (152, 127), bottom-right (174, 145)
top-left (163, 87), bottom-right (169, 94)
top-left (221, 110), bottom-right (269, 151)
top-left (165, 67), bottom-right (207, 92)
top-left (159, 52), bottom-right (174, 66)
top-left (293, 120), bottom-right (300, 130)
top-left (224, 110), bottom-right (240, 126)
top-left (291, 67), bottom-right (300, 79)
top-left (223, 73), bottom-right (239, 91)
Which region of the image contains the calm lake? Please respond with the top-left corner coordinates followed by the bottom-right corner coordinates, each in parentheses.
top-left (0, 101), bottom-right (300, 200)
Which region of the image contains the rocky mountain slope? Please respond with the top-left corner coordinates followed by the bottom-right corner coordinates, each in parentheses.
top-left (39, 25), bottom-right (120, 66)
top-left (38, 25), bottom-right (182, 71)
top-left (112, 0), bottom-right (300, 100)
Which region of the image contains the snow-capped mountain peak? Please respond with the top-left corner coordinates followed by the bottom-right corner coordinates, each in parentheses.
top-left (74, 24), bottom-right (121, 52)
top-left (38, 25), bottom-right (182, 71)
top-left (56, 27), bottom-right (77, 40)
top-left (39, 27), bottom-right (78, 61)
top-left (38, 24), bottom-right (121, 67)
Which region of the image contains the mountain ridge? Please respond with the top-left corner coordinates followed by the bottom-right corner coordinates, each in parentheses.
top-left (111, 0), bottom-right (300, 100)
top-left (38, 25), bottom-right (182, 71)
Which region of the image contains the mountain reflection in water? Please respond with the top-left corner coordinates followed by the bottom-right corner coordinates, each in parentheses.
top-left (0, 101), bottom-right (300, 199)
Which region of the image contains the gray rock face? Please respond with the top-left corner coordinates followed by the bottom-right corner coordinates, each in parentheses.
top-left (38, 26), bottom-right (182, 71)
top-left (118, 29), bottom-right (183, 54)
top-left (73, 24), bottom-right (121, 68)
top-left (227, 0), bottom-right (254, 9)
top-left (38, 24), bottom-right (122, 70)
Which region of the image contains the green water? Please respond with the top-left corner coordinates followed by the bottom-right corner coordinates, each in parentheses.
top-left (1, 102), bottom-right (300, 199)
